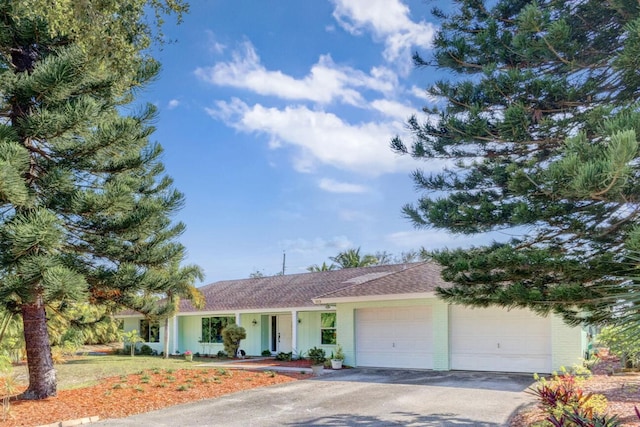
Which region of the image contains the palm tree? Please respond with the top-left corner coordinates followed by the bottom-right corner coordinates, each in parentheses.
top-left (306, 262), bottom-right (337, 272)
top-left (330, 248), bottom-right (378, 269)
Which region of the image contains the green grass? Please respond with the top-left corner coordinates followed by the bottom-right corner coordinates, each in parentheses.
top-left (12, 354), bottom-right (220, 391)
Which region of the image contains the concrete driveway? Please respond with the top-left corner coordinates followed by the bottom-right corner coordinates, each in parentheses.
top-left (96, 368), bottom-right (535, 426)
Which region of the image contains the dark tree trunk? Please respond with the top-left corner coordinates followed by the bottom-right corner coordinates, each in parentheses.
top-left (20, 295), bottom-right (56, 400)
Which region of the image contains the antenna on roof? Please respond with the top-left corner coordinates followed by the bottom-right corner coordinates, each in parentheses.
top-left (282, 250), bottom-right (286, 276)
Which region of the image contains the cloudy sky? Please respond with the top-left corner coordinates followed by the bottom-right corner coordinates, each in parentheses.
top-left (139, 0), bottom-right (496, 283)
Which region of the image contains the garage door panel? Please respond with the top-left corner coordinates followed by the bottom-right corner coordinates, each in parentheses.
top-left (356, 306), bottom-right (432, 369)
top-left (450, 306), bottom-right (552, 373)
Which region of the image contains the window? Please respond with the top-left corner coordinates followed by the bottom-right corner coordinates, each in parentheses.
top-left (321, 312), bottom-right (336, 345)
top-left (139, 319), bottom-right (159, 343)
top-left (201, 316), bottom-right (235, 343)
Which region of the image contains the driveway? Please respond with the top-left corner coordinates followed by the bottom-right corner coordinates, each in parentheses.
top-left (96, 368), bottom-right (535, 426)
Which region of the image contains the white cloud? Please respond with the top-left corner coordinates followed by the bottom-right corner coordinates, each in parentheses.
top-left (205, 30), bottom-right (227, 54)
top-left (205, 99), bottom-right (418, 175)
top-left (279, 236), bottom-right (353, 254)
top-left (331, 0), bottom-right (436, 64)
top-left (370, 99), bottom-right (416, 121)
top-left (195, 41), bottom-right (397, 106)
top-left (318, 178), bottom-right (368, 194)
top-left (167, 99), bottom-right (180, 109)
top-left (410, 85), bottom-right (442, 104)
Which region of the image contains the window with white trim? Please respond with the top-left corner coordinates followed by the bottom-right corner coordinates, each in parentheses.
top-left (139, 319), bottom-right (159, 343)
top-left (201, 316), bottom-right (235, 343)
top-left (321, 312), bottom-right (336, 345)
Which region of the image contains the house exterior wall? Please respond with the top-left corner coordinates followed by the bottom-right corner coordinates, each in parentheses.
top-left (239, 313), bottom-right (261, 355)
top-left (551, 315), bottom-right (585, 370)
top-left (121, 317), bottom-right (164, 354)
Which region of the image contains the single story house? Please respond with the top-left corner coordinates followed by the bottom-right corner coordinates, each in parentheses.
top-left (118, 262), bottom-right (587, 373)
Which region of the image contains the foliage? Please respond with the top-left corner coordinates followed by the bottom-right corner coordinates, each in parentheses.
top-left (529, 370), bottom-right (614, 426)
top-left (261, 349), bottom-right (272, 357)
top-left (221, 324), bottom-right (246, 358)
top-left (308, 347), bottom-right (326, 365)
top-left (275, 352), bottom-right (292, 362)
top-left (139, 345), bottom-right (154, 356)
top-left (0, 1), bottom-right (202, 399)
top-left (393, 0), bottom-right (640, 324)
top-left (122, 330), bottom-right (145, 357)
top-left (330, 248), bottom-right (379, 269)
top-left (597, 325), bottom-right (640, 368)
top-left (306, 262), bottom-right (337, 272)
top-left (332, 345), bottom-right (345, 361)
top-left (0, 355), bottom-right (18, 421)
top-left (10, 0), bottom-right (188, 91)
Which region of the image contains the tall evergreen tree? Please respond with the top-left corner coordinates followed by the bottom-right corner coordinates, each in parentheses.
top-left (392, 0), bottom-right (640, 324)
top-left (0, 4), bottom-right (200, 399)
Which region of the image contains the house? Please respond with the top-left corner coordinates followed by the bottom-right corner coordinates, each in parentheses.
top-left (118, 262), bottom-right (586, 373)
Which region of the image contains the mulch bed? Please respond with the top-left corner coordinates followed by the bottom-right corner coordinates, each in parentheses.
top-left (1, 366), bottom-right (307, 427)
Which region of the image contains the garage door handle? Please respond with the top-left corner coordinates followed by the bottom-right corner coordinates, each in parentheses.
top-left (497, 343), bottom-right (500, 348)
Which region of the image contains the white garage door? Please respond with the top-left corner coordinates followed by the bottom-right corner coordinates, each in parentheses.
top-left (450, 306), bottom-right (551, 373)
top-left (356, 306), bottom-right (432, 369)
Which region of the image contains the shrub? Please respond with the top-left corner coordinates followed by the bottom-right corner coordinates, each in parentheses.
top-left (221, 324), bottom-right (246, 357)
top-left (529, 370), bottom-right (618, 426)
top-left (216, 350), bottom-right (227, 358)
top-left (261, 349), bottom-right (272, 357)
top-left (597, 325), bottom-right (640, 369)
top-left (308, 347), bottom-right (326, 365)
top-left (139, 344), bottom-right (153, 356)
top-left (121, 330), bottom-right (144, 357)
top-left (275, 352), bottom-right (292, 361)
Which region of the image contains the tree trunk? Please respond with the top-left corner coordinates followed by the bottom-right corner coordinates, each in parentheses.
top-left (20, 295), bottom-right (56, 400)
top-left (163, 316), bottom-right (170, 359)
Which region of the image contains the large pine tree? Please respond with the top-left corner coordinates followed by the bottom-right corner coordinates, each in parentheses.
top-left (393, 0), bottom-right (640, 324)
top-left (0, 4), bottom-right (200, 399)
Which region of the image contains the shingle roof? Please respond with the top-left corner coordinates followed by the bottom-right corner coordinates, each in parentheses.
top-left (179, 261), bottom-right (446, 312)
top-left (313, 261), bottom-right (448, 301)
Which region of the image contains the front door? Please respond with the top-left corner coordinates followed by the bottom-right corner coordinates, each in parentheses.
top-left (271, 314), bottom-right (292, 353)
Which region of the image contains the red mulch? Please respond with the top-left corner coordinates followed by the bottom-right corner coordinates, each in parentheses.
top-left (1, 366), bottom-right (307, 427)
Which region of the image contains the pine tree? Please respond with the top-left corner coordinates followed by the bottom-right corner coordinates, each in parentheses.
top-left (0, 5), bottom-right (200, 399)
top-left (392, 0), bottom-right (640, 324)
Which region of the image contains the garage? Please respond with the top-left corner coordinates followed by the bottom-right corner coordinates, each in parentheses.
top-left (355, 306), bottom-right (432, 369)
top-left (450, 306), bottom-right (552, 373)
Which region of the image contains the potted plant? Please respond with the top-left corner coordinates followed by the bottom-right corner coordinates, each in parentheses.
top-left (184, 350), bottom-right (193, 362)
top-left (331, 345), bottom-right (344, 369)
top-left (308, 347), bottom-right (326, 375)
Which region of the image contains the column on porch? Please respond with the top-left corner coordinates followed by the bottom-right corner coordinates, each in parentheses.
top-left (291, 309), bottom-right (298, 356)
top-left (235, 312), bottom-right (241, 326)
top-left (172, 316), bottom-right (179, 355)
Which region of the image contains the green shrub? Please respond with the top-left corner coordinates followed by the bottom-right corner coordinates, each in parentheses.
top-left (275, 352), bottom-right (292, 361)
top-left (308, 347), bottom-right (326, 365)
top-left (261, 349), bottom-right (272, 357)
top-left (139, 344), bottom-right (153, 356)
top-left (597, 325), bottom-right (640, 368)
top-left (221, 324), bottom-right (246, 357)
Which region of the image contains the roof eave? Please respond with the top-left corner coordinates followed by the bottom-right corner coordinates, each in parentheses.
top-left (313, 292), bottom-right (437, 305)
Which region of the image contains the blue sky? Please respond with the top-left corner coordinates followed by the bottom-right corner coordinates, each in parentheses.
top-left (138, 0), bottom-right (496, 283)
